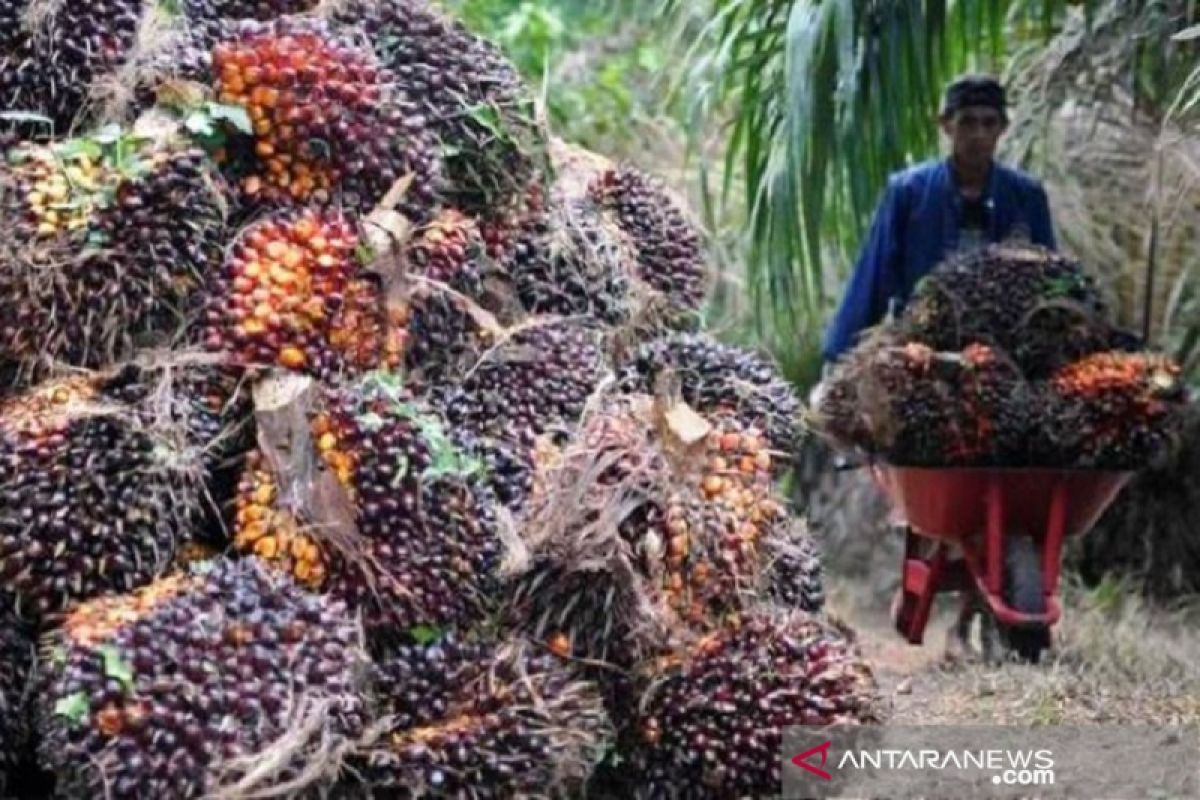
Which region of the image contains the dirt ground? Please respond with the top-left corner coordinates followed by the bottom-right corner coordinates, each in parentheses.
top-left (827, 579), bottom-right (1200, 727)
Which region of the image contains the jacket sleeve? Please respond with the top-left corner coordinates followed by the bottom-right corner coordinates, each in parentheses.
top-left (821, 178), bottom-right (906, 364)
top-left (1029, 182), bottom-right (1056, 250)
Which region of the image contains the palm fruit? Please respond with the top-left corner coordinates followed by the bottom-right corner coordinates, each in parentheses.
top-left (399, 208), bottom-right (509, 385)
top-left (0, 608), bottom-right (33, 795)
top-left (342, 637), bottom-right (611, 798)
top-left (186, 0), bottom-right (319, 23)
top-left (36, 558), bottom-right (369, 800)
top-left (1038, 351), bottom-right (1186, 468)
top-left (508, 397), bottom-right (799, 672)
top-left (431, 319), bottom-right (610, 451)
top-left (762, 518), bottom-right (825, 613)
top-left (1074, 402), bottom-right (1200, 599)
top-left (0, 374), bottom-right (206, 622)
top-left (210, 16), bottom-right (441, 217)
top-left (0, 129), bottom-right (224, 376)
top-left (328, 0), bottom-right (547, 221)
top-left (589, 166), bottom-right (708, 316)
top-left (234, 374), bottom-right (503, 650)
top-left (899, 244), bottom-right (1111, 377)
top-left (622, 610), bottom-right (879, 798)
top-left (202, 208), bottom-right (403, 378)
top-left (506, 195), bottom-right (637, 325)
top-left (0, 0), bottom-right (145, 138)
top-left (815, 340), bottom-right (1029, 466)
top-left (617, 332), bottom-right (801, 455)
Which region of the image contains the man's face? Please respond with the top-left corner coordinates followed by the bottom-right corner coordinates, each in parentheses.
top-left (939, 105), bottom-right (1006, 168)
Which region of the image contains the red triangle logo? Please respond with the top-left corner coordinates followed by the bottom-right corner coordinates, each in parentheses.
top-left (791, 740), bottom-right (833, 780)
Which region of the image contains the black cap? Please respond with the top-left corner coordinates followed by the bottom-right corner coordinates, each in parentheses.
top-left (941, 74), bottom-right (1007, 119)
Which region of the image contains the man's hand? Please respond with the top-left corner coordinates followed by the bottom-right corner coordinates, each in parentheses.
top-left (807, 363), bottom-right (836, 409)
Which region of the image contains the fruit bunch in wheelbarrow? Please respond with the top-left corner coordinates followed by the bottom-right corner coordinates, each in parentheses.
top-left (813, 244), bottom-right (1190, 470)
top-left (0, 1), bottom-right (887, 796)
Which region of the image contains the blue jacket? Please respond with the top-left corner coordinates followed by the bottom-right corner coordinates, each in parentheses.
top-left (821, 158), bottom-right (1056, 363)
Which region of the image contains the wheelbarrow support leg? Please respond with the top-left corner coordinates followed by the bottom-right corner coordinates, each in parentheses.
top-left (896, 530), bottom-right (951, 645)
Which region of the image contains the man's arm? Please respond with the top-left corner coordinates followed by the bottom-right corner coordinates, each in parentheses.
top-left (1029, 182), bottom-right (1056, 250)
top-left (821, 178), bottom-right (905, 363)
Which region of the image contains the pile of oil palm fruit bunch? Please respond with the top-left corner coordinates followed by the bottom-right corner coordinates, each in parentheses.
top-left (0, 1), bottom-right (882, 796)
top-left (815, 244), bottom-right (1190, 469)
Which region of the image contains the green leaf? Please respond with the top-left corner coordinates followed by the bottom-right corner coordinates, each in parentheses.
top-left (355, 241), bottom-right (377, 266)
top-left (1174, 23), bottom-right (1200, 42)
top-left (206, 102), bottom-right (252, 135)
top-left (55, 139), bottom-right (104, 162)
top-left (408, 624), bottom-right (442, 645)
top-left (53, 692), bottom-right (90, 725)
top-left (99, 645), bottom-right (135, 690)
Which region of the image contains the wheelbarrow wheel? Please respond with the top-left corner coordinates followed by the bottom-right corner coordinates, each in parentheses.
top-left (1000, 535), bottom-right (1051, 664)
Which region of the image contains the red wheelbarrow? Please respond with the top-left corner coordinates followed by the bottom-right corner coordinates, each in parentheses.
top-left (869, 464), bottom-right (1134, 663)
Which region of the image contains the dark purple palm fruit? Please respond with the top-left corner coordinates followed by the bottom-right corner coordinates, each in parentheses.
top-left (327, 0), bottom-right (549, 224)
top-left (0, 131), bottom-right (225, 378)
top-left (0, 375), bottom-right (207, 623)
top-left (36, 558), bottom-right (370, 799)
top-left (589, 166), bottom-right (709, 319)
top-left (341, 638), bottom-right (612, 798)
top-left (616, 332), bottom-right (801, 455)
top-left (0, 607), bottom-right (34, 796)
top-left (622, 609), bottom-right (880, 798)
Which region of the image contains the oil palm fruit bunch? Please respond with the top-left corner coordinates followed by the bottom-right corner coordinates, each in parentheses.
top-left (398, 208), bottom-right (509, 385)
top-left (1074, 402), bottom-right (1200, 599)
top-left (0, 374), bottom-right (207, 622)
top-left (431, 319), bottom-right (610, 451)
top-left (506, 397), bottom-right (673, 669)
top-left (762, 519), bottom-right (825, 613)
top-left (1039, 351), bottom-right (1186, 468)
top-left (816, 341), bottom-right (1027, 466)
top-left (342, 637), bottom-right (611, 798)
top-left (36, 558), bottom-right (370, 800)
top-left (589, 166), bottom-right (708, 318)
top-left (186, 0), bottom-right (320, 25)
top-left (0, 128), bottom-right (224, 376)
top-left (0, 608), bottom-right (34, 795)
top-left (210, 16), bottom-right (441, 217)
top-left (328, 0), bottom-right (548, 222)
top-left (617, 333), bottom-right (801, 456)
top-left (899, 244), bottom-right (1110, 377)
top-left (0, 0), bottom-right (145, 137)
top-left (505, 195), bottom-right (637, 325)
top-left (202, 208), bottom-right (404, 378)
top-left (621, 609), bottom-right (879, 798)
top-left (234, 374), bottom-right (504, 649)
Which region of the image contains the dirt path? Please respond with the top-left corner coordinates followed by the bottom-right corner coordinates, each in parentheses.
top-left (829, 587), bottom-right (1200, 727)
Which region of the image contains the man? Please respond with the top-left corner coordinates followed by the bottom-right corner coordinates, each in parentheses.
top-left (820, 74), bottom-right (1057, 366)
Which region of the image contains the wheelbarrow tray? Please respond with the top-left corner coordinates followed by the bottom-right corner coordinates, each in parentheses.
top-left (871, 465), bottom-right (1133, 543)
top-left (870, 464), bottom-right (1134, 645)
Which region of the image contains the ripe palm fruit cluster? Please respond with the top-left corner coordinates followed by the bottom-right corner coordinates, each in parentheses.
top-left (0, 375), bottom-right (206, 621)
top-left (899, 244), bottom-right (1111, 377)
top-left (0, 130), bottom-right (224, 374)
top-left (0, 608), bottom-right (33, 794)
top-left (202, 208), bottom-right (402, 377)
top-left (398, 209), bottom-right (505, 385)
top-left (817, 340), bottom-right (1029, 466)
top-left (1041, 351), bottom-right (1186, 468)
top-left (343, 637), bottom-right (612, 798)
top-left (506, 196), bottom-right (637, 324)
top-left (36, 559), bottom-right (370, 799)
top-left (622, 610), bottom-right (879, 798)
top-left (433, 319), bottom-right (609, 451)
top-left (617, 332), bottom-right (800, 455)
top-left (211, 17), bottom-right (440, 216)
top-left (330, 0), bottom-right (547, 220)
top-left (0, 0), bottom-right (145, 136)
top-left (590, 166), bottom-right (708, 316)
top-left (509, 396), bottom-right (822, 674)
top-left (187, 0), bottom-right (319, 24)
top-left (234, 374), bottom-right (503, 649)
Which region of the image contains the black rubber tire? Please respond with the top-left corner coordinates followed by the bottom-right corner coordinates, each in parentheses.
top-left (1001, 535), bottom-right (1051, 663)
